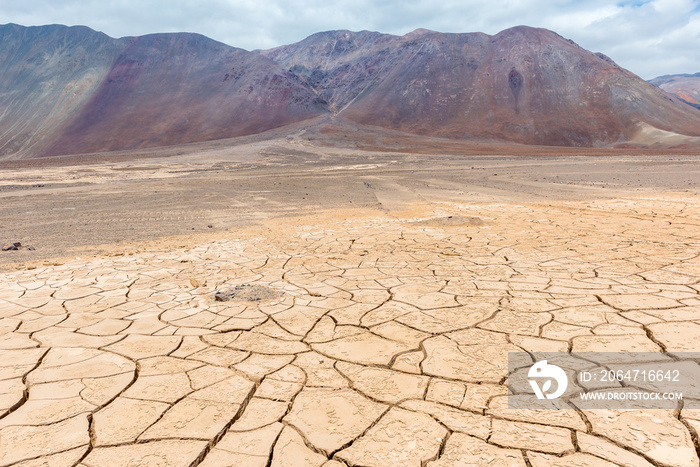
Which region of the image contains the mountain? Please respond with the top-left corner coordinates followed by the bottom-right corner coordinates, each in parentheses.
top-left (0, 24), bottom-right (124, 158)
top-left (0, 24), bottom-right (325, 158)
top-left (650, 73), bottom-right (700, 110)
top-left (262, 27), bottom-right (700, 147)
top-left (2, 23), bottom-right (700, 159)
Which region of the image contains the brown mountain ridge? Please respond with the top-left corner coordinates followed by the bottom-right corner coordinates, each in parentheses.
top-left (650, 73), bottom-right (700, 110)
top-left (1, 23), bottom-right (700, 159)
top-left (0, 24), bottom-right (324, 159)
top-left (262, 27), bottom-right (700, 147)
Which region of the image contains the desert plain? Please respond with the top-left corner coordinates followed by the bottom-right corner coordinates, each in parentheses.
top-left (1, 124), bottom-right (700, 466)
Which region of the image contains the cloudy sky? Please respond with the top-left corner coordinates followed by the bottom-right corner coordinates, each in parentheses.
top-left (1, 0), bottom-right (699, 79)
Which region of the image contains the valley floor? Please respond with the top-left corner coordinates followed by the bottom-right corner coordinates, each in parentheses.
top-left (0, 138), bottom-right (699, 466)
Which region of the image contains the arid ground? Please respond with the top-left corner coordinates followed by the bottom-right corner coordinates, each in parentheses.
top-left (1, 129), bottom-right (699, 466)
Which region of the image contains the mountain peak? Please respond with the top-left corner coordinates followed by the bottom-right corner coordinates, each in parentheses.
top-left (404, 28), bottom-right (436, 38)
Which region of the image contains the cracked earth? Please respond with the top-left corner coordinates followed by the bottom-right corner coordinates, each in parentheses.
top-left (1, 149), bottom-right (700, 466)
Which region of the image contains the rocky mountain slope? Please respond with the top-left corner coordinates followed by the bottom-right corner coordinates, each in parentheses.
top-left (2, 23), bottom-right (700, 158)
top-left (0, 24), bottom-right (324, 158)
top-left (262, 27), bottom-right (700, 147)
top-left (0, 24), bottom-right (124, 158)
top-left (650, 73), bottom-right (700, 110)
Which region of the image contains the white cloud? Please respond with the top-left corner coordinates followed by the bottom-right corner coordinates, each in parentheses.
top-left (0, 0), bottom-right (698, 78)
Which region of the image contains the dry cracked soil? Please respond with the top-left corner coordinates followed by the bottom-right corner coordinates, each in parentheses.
top-left (0, 132), bottom-right (700, 466)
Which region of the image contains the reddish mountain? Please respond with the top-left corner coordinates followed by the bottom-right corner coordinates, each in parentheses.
top-left (2, 24), bottom-right (700, 158)
top-left (650, 73), bottom-right (700, 110)
top-left (0, 24), bottom-right (325, 158)
top-left (262, 26), bottom-right (700, 147)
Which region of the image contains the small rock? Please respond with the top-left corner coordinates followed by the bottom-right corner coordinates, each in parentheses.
top-left (214, 284), bottom-right (281, 302)
top-left (2, 242), bottom-right (19, 251)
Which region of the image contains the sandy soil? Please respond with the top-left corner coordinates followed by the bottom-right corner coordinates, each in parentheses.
top-left (1, 128), bottom-right (699, 466)
top-left (1, 126), bottom-right (698, 269)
